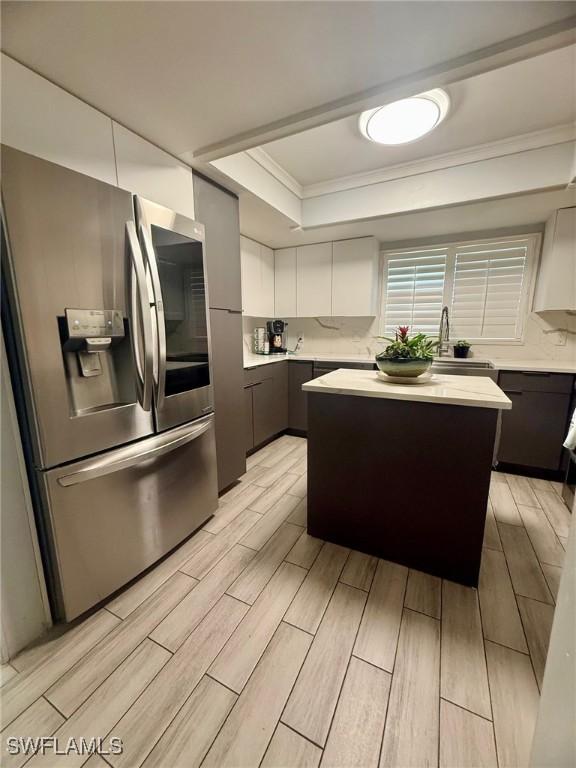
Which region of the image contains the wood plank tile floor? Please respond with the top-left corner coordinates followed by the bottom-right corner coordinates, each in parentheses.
top-left (1, 435), bottom-right (568, 768)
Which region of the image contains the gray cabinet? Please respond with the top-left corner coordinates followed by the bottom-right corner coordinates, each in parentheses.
top-left (195, 174), bottom-right (245, 491)
top-left (193, 173), bottom-right (242, 312)
top-left (498, 371), bottom-right (574, 471)
top-left (253, 363), bottom-right (288, 445)
top-left (288, 360), bottom-right (376, 434)
top-left (244, 385), bottom-right (254, 453)
top-left (289, 361), bottom-right (313, 432)
top-left (244, 363), bottom-right (288, 450)
top-left (210, 309), bottom-right (246, 491)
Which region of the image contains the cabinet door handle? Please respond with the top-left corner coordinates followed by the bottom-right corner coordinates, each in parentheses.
top-left (504, 390), bottom-right (523, 395)
top-left (252, 382), bottom-right (262, 387)
top-left (523, 372), bottom-right (550, 377)
top-left (58, 416), bottom-right (212, 486)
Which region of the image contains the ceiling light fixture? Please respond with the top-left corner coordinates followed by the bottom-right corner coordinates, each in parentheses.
top-left (359, 89), bottom-right (450, 145)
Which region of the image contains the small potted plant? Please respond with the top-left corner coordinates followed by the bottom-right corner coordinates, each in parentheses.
top-left (375, 326), bottom-right (439, 378)
top-left (454, 340), bottom-right (471, 359)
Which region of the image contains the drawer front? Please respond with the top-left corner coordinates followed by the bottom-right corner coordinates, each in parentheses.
top-left (252, 377), bottom-right (287, 446)
top-left (43, 420), bottom-right (218, 620)
top-left (289, 361), bottom-right (313, 431)
top-left (499, 371), bottom-right (574, 394)
top-left (313, 366), bottom-right (335, 378)
top-left (244, 365), bottom-right (274, 386)
top-left (313, 361), bottom-right (376, 377)
top-left (244, 361), bottom-right (288, 386)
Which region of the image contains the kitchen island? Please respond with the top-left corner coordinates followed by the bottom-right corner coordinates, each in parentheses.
top-left (303, 369), bottom-right (512, 587)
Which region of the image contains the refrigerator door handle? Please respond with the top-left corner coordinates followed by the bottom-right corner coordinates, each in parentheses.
top-left (126, 221), bottom-right (154, 411)
top-left (138, 222), bottom-right (167, 412)
top-left (57, 415), bottom-right (213, 487)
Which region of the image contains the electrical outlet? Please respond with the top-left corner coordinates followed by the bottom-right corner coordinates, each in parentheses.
top-left (554, 329), bottom-right (568, 346)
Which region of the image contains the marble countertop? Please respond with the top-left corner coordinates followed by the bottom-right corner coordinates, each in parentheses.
top-left (243, 352), bottom-right (376, 369)
top-left (243, 352), bottom-right (576, 374)
top-left (302, 369), bottom-right (513, 410)
top-left (486, 359), bottom-right (576, 374)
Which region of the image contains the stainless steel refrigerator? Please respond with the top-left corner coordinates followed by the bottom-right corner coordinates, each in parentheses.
top-left (1, 146), bottom-right (218, 621)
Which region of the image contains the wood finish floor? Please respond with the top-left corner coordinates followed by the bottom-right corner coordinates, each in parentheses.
top-left (1, 436), bottom-right (569, 768)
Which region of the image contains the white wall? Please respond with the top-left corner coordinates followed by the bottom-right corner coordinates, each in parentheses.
top-left (212, 151), bottom-right (302, 225)
top-left (303, 143), bottom-right (575, 228)
top-left (243, 303), bottom-right (576, 363)
top-left (1, 336), bottom-right (52, 661)
top-left (244, 311), bottom-right (576, 361)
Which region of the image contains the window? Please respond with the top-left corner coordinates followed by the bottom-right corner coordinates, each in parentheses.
top-left (381, 235), bottom-right (539, 342)
top-left (382, 249), bottom-right (448, 335)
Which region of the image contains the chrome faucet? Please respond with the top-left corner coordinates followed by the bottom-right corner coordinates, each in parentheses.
top-left (289, 336), bottom-right (304, 355)
top-left (438, 306), bottom-right (450, 357)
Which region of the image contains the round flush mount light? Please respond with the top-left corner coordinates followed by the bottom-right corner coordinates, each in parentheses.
top-left (359, 89), bottom-right (450, 145)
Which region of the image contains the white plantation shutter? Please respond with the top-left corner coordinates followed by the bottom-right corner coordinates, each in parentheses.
top-left (381, 236), bottom-right (537, 342)
top-left (382, 250), bottom-right (447, 334)
top-left (450, 242), bottom-right (529, 339)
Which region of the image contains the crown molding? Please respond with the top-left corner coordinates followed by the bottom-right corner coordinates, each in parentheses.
top-left (245, 147), bottom-right (303, 198)
top-left (239, 124), bottom-right (576, 204)
top-left (301, 123), bottom-right (576, 198)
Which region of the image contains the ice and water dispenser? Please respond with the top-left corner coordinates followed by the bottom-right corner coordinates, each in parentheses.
top-left (60, 308), bottom-right (136, 416)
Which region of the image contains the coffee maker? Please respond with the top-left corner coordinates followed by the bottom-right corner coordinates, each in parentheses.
top-left (267, 319), bottom-right (288, 354)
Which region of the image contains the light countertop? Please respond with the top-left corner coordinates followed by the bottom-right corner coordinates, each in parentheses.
top-left (302, 369), bottom-right (513, 410)
top-left (485, 359), bottom-right (576, 374)
top-left (243, 352), bottom-right (576, 375)
top-left (243, 352), bottom-right (376, 369)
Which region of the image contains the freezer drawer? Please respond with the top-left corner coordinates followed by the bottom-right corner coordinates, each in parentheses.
top-left (40, 415), bottom-right (218, 621)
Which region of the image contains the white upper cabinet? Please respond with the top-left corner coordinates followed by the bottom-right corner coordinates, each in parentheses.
top-left (240, 236), bottom-right (275, 317)
top-left (241, 236), bottom-right (261, 316)
top-left (113, 124), bottom-right (195, 219)
top-left (534, 207), bottom-right (576, 312)
top-left (1, 55), bottom-right (197, 218)
top-left (274, 248), bottom-right (297, 317)
top-left (260, 245), bottom-right (275, 317)
top-left (332, 237), bottom-right (379, 316)
top-left (297, 243), bottom-right (333, 317)
top-left (272, 238), bottom-right (379, 318)
top-left (1, 54), bottom-right (117, 185)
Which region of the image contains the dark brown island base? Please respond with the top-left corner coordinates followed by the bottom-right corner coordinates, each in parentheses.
top-left (303, 369), bottom-right (512, 588)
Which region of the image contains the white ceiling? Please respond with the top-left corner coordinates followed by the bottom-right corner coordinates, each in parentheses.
top-left (2, 1), bottom-right (575, 161)
top-left (262, 45), bottom-right (576, 187)
top-left (239, 187), bottom-right (576, 249)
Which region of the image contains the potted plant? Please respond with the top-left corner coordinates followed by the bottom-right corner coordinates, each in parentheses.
top-left (454, 339), bottom-right (471, 359)
top-left (375, 326), bottom-right (439, 378)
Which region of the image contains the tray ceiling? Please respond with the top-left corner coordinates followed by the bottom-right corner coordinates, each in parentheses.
top-left (261, 45), bottom-right (576, 187)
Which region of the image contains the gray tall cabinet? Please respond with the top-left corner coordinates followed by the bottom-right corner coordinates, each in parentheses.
top-left (193, 173), bottom-right (246, 491)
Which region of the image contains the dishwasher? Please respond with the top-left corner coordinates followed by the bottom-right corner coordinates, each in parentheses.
top-left (430, 358), bottom-right (498, 381)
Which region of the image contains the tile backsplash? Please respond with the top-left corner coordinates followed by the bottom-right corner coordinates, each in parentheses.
top-left (243, 310), bottom-right (576, 362)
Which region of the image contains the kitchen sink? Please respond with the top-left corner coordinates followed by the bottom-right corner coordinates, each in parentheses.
top-left (431, 357), bottom-right (498, 380)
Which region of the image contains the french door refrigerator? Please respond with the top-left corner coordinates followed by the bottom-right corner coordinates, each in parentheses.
top-left (1, 146), bottom-right (218, 621)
